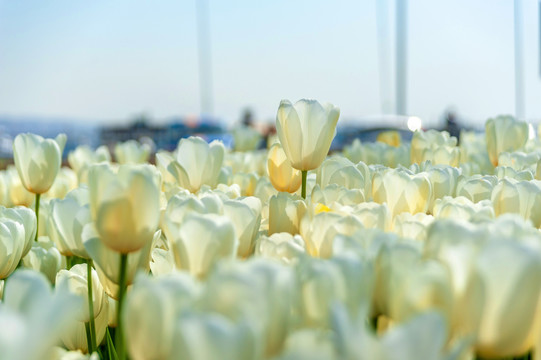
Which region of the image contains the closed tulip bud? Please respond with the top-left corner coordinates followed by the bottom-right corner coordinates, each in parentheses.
top-left (486, 115), bottom-right (529, 166)
top-left (276, 99), bottom-right (340, 171)
top-left (82, 224), bottom-right (159, 299)
top-left (88, 163), bottom-right (160, 253)
top-left (433, 196), bottom-right (494, 221)
top-left (475, 240), bottom-right (541, 358)
top-left (13, 133), bottom-right (66, 194)
top-left (253, 176), bottom-right (278, 204)
top-left (372, 168), bottom-right (432, 217)
top-left (411, 130), bottom-right (459, 166)
top-left (2, 269), bottom-right (82, 360)
top-left (68, 145), bottom-right (111, 182)
top-left (495, 166), bottom-right (534, 181)
top-left (456, 174), bottom-right (498, 203)
top-left (300, 212), bottom-right (363, 258)
top-left (163, 136), bottom-right (225, 193)
top-left (56, 264), bottom-right (105, 323)
top-left (47, 187), bottom-right (91, 258)
top-left (223, 197), bottom-right (262, 257)
top-left (268, 192), bottom-right (307, 235)
top-left (170, 213), bottom-right (237, 278)
top-left (310, 184), bottom-right (365, 207)
top-left (425, 165), bottom-right (460, 213)
top-left (0, 218), bottom-right (26, 279)
top-left (56, 265), bottom-right (109, 354)
top-left (231, 126), bottom-right (262, 152)
top-left (316, 156), bottom-right (370, 191)
top-left (376, 130), bottom-right (401, 147)
top-left (170, 312), bottom-right (257, 360)
top-left (393, 212), bottom-right (434, 241)
top-left (5, 165), bottom-right (35, 207)
top-left (492, 179), bottom-right (541, 227)
top-left (230, 172), bottom-right (258, 196)
top-left (22, 237), bottom-right (66, 284)
top-left (0, 205), bottom-right (36, 258)
top-left (255, 232), bottom-right (305, 264)
top-left (114, 140), bottom-right (151, 164)
top-left (498, 151), bottom-right (539, 172)
top-left (44, 167), bottom-right (78, 200)
top-left (350, 202), bottom-right (392, 231)
top-left (267, 143), bottom-right (302, 193)
top-left (124, 273), bottom-right (199, 360)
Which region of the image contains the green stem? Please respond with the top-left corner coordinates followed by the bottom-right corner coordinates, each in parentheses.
top-left (116, 253), bottom-right (128, 360)
top-left (87, 259), bottom-right (97, 352)
top-left (34, 193), bottom-right (41, 242)
top-left (84, 322), bottom-right (93, 354)
top-left (301, 170), bottom-right (307, 199)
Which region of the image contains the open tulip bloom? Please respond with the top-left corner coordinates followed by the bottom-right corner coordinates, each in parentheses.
top-left (5, 110), bottom-right (541, 360)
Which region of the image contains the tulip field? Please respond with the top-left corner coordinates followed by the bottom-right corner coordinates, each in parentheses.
top-left (2, 99), bottom-right (541, 360)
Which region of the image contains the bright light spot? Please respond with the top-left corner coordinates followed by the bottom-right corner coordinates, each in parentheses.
top-left (528, 123), bottom-right (536, 140)
top-left (407, 116), bottom-right (422, 132)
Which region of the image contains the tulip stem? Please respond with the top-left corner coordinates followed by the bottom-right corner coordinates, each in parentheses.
top-left (84, 322), bottom-right (93, 354)
top-left (301, 171), bottom-right (307, 199)
top-left (34, 193), bottom-right (41, 242)
top-left (116, 253), bottom-right (128, 360)
top-left (87, 259), bottom-right (97, 353)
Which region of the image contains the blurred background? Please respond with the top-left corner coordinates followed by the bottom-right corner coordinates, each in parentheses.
top-left (0, 0), bottom-right (540, 156)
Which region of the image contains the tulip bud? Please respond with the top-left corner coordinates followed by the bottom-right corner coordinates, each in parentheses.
top-left (0, 205), bottom-right (36, 258)
top-left (486, 115), bottom-right (529, 167)
top-left (254, 232), bottom-right (305, 265)
top-left (433, 196), bottom-right (494, 221)
top-left (372, 168), bottom-right (432, 217)
top-left (456, 174), bottom-right (497, 203)
top-left (0, 218), bottom-right (26, 279)
top-left (163, 136), bottom-right (225, 193)
top-left (223, 197), bottom-right (262, 257)
top-left (114, 140), bottom-right (151, 164)
top-left (276, 99), bottom-right (340, 171)
top-left (267, 143), bottom-right (302, 193)
top-left (310, 184), bottom-right (365, 207)
top-left (231, 126), bottom-right (262, 152)
top-left (12, 133), bottom-right (66, 194)
top-left (492, 178), bottom-right (541, 227)
top-left (268, 193), bottom-right (307, 235)
top-left (170, 213), bottom-right (237, 278)
top-left (68, 145), bottom-right (111, 184)
top-left (5, 166), bottom-right (34, 207)
top-left (88, 163), bottom-right (160, 253)
top-left (376, 130), bottom-right (401, 147)
top-left (393, 212), bottom-right (434, 241)
top-left (411, 130), bottom-right (460, 167)
top-left (22, 237), bottom-right (66, 284)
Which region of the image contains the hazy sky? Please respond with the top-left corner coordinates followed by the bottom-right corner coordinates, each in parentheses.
top-left (0, 0), bottom-right (540, 128)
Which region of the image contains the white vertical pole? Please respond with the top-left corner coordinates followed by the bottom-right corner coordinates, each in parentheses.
top-left (395, 0), bottom-right (407, 115)
top-left (514, 0), bottom-right (525, 120)
top-left (196, 0), bottom-right (214, 116)
top-left (376, 0), bottom-right (392, 114)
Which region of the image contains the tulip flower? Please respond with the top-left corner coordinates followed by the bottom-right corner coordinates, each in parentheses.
top-left (310, 184), bottom-right (365, 207)
top-left (316, 156), bottom-right (370, 192)
top-left (88, 163), bottom-right (160, 254)
top-left (276, 99), bottom-right (340, 198)
top-left (22, 236), bottom-right (66, 284)
top-left (114, 139), bottom-right (151, 164)
top-left (392, 212), bottom-right (434, 241)
top-left (170, 213), bottom-right (237, 278)
top-left (300, 212), bottom-right (363, 258)
top-left (267, 142), bottom-right (302, 193)
top-left (376, 130), bottom-right (402, 147)
top-left (411, 130), bottom-right (460, 167)
top-left (223, 197), bottom-right (262, 257)
top-left (230, 172), bottom-right (258, 196)
top-left (5, 165), bottom-right (34, 207)
top-left (0, 205), bottom-right (37, 258)
top-left (350, 202), bottom-right (392, 231)
top-left (56, 264), bottom-right (108, 353)
top-left (13, 133), bottom-right (66, 241)
top-left (486, 115), bottom-right (529, 166)
top-left (159, 136), bottom-right (225, 193)
top-left (372, 168), bottom-right (432, 217)
top-left (231, 126), bottom-right (262, 152)
top-left (425, 165), bottom-right (460, 213)
top-left (254, 232), bottom-right (306, 264)
top-left (495, 166), bottom-right (534, 181)
top-left (474, 240), bottom-right (541, 358)
top-left (123, 273), bottom-right (199, 360)
top-left (47, 187), bottom-right (92, 258)
top-left (491, 178), bottom-right (541, 227)
top-left (456, 174), bottom-right (498, 203)
top-left (68, 145), bottom-right (111, 184)
top-left (433, 196), bottom-right (494, 221)
top-left (1, 270), bottom-right (81, 360)
top-left (268, 192), bottom-right (307, 235)
top-left (0, 218), bottom-right (26, 279)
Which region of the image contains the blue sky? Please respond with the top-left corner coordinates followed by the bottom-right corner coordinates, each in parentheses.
top-left (0, 0), bottom-right (539, 128)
